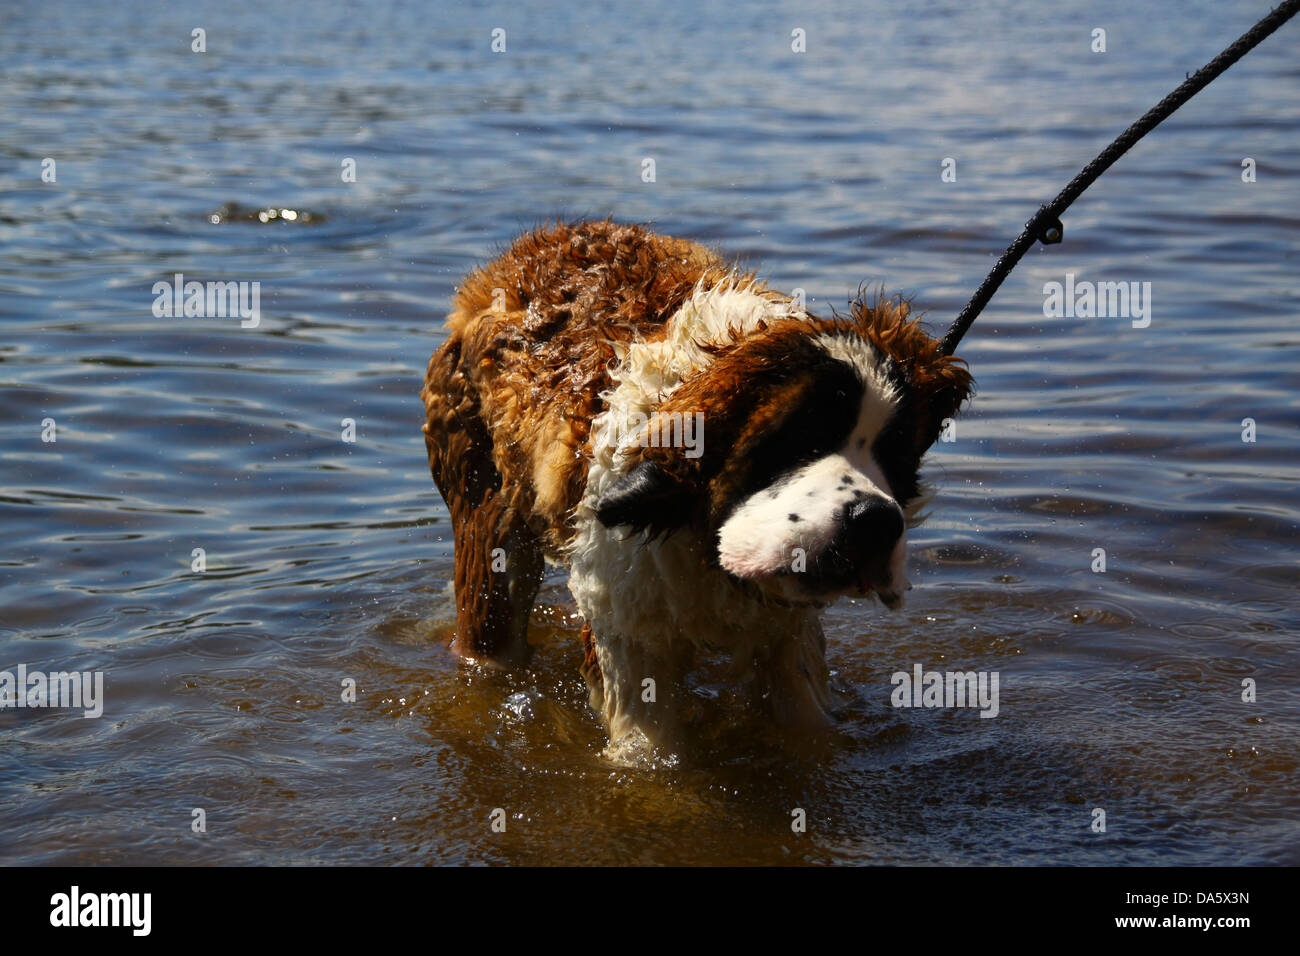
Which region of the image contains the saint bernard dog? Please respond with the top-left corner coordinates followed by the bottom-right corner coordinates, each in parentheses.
top-left (421, 220), bottom-right (972, 750)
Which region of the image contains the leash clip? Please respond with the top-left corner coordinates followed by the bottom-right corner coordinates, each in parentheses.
top-left (1034, 216), bottom-right (1064, 245)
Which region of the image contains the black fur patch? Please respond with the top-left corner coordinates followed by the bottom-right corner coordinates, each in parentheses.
top-left (731, 356), bottom-right (864, 504)
top-left (593, 461), bottom-right (691, 535)
top-left (872, 359), bottom-right (922, 505)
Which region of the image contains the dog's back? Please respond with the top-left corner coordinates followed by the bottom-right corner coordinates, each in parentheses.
top-left (421, 221), bottom-right (730, 663)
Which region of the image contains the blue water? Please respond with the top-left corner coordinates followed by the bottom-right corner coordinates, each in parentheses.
top-left (1, 0), bottom-right (1297, 864)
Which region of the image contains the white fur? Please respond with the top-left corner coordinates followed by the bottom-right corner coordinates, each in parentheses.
top-left (813, 331), bottom-right (897, 411)
top-left (567, 280), bottom-right (902, 753)
top-left (717, 331), bottom-right (910, 605)
top-left (717, 455), bottom-right (897, 579)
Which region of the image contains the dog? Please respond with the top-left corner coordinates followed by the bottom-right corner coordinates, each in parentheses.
top-left (421, 220), bottom-right (973, 750)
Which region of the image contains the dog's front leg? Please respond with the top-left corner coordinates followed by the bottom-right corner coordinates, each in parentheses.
top-left (753, 617), bottom-right (838, 730)
top-left (590, 632), bottom-right (694, 750)
top-left (446, 494), bottom-right (544, 668)
top-left (423, 340), bottom-right (545, 669)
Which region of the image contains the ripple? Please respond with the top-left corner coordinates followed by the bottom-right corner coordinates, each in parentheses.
top-left (1059, 603), bottom-right (1136, 628)
top-left (1170, 620), bottom-right (1234, 639)
top-left (2, 0), bottom-right (1297, 867)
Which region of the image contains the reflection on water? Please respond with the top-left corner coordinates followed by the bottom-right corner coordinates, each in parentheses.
top-left (1, 0), bottom-right (1297, 864)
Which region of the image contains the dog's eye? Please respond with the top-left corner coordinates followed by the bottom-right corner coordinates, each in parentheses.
top-left (872, 414), bottom-right (922, 504)
top-left (736, 362), bottom-right (863, 497)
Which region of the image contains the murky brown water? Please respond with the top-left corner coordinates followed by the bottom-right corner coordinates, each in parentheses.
top-left (2, 0), bottom-right (1297, 864)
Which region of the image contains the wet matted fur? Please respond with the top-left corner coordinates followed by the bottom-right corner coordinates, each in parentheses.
top-left (421, 219), bottom-right (972, 749)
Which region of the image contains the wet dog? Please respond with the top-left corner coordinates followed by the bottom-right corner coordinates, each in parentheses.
top-left (421, 220), bottom-right (972, 748)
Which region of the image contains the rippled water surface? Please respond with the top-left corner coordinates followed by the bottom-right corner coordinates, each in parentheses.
top-left (2, 0), bottom-right (1297, 865)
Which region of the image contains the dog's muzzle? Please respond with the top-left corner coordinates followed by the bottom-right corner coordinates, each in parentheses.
top-left (805, 496), bottom-right (907, 606)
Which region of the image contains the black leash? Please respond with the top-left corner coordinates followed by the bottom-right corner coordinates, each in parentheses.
top-left (939, 0), bottom-right (1300, 356)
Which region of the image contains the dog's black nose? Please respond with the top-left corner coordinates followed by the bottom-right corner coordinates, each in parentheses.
top-left (843, 497), bottom-right (904, 555)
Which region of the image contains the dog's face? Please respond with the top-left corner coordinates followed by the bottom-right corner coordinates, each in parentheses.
top-left (594, 299), bottom-right (973, 609)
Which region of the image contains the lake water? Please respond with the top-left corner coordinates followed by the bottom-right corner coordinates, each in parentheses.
top-left (1, 0), bottom-right (1297, 865)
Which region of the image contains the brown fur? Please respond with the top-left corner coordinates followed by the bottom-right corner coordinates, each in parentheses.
top-left (422, 220), bottom-right (732, 659)
top-left (421, 219), bottom-right (972, 667)
top-left (850, 296), bottom-right (974, 456)
top-left (611, 304), bottom-right (973, 530)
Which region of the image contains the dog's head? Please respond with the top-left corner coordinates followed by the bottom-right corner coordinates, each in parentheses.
top-left (593, 295), bottom-right (973, 608)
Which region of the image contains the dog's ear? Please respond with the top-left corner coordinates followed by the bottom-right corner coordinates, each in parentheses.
top-left (849, 296), bottom-right (974, 457)
top-left (594, 461), bottom-right (693, 534)
top-left (916, 371), bottom-right (973, 455)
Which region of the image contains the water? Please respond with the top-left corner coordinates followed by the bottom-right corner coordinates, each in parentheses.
top-left (1, 0), bottom-right (1297, 865)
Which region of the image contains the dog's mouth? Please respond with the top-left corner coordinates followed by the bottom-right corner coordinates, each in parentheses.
top-left (838, 578), bottom-right (907, 609)
top-left (803, 553), bottom-right (906, 608)
top-left (852, 571), bottom-right (907, 609)
top-left (742, 567), bottom-right (906, 610)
